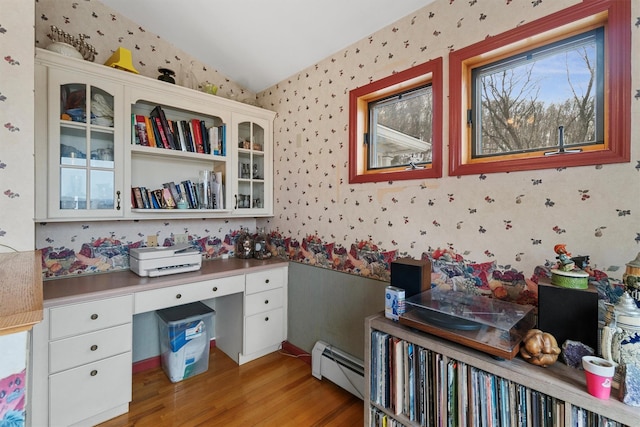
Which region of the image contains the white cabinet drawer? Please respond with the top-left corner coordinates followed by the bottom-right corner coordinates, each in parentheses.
top-left (134, 274), bottom-right (244, 314)
top-left (244, 307), bottom-right (284, 355)
top-left (245, 268), bottom-right (285, 295)
top-left (49, 324), bottom-right (132, 374)
top-left (49, 351), bottom-right (132, 427)
top-left (49, 295), bottom-right (133, 340)
top-left (245, 288), bottom-right (283, 317)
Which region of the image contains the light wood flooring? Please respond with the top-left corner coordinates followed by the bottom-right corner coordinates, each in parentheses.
top-left (98, 347), bottom-right (364, 427)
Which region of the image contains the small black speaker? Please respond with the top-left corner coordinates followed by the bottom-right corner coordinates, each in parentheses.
top-left (391, 258), bottom-right (431, 298)
top-left (537, 282), bottom-right (599, 351)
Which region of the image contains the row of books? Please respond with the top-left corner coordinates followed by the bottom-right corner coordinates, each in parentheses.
top-left (571, 407), bottom-right (626, 427)
top-left (131, 179), bottom-right (223, 210)
top-left (131, 105), bottom-right (226, 156)
top-left (370, 332), bottom-right (623, 427)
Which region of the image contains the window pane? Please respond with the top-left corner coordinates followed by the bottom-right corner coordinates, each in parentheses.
top-left (369, 85), bottom-right (433, 169)
top-left (473, 29), bottom-right (602, 157)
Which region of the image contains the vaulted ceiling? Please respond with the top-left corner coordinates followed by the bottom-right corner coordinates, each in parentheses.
top-left (100, 0), bottom-right (435, 93)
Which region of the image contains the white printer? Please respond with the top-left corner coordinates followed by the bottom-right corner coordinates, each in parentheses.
top-left (130, 244), bottom-right (202, 277)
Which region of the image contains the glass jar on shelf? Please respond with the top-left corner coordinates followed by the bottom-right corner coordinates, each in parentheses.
top-left (253, 227), bottom-right (271, 260)
top-left (235, 227), bottom-right (254, 259)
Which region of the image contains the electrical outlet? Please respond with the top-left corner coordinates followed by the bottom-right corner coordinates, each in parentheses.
top-left (174, 233), bottom-right (188, 244)
top-left (146, 235), bottom-right (158, 247)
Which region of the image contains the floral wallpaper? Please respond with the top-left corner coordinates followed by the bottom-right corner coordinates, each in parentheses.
top-left (0, 1), bottom-right (34, 425)
top-left (1, 0), bottom-right (35, 253)
top-left (34, 0), bottom-right (255, 103)
top-left (31, 0), bottom-right (640, 310)
top-left (257, 0), bottom-right (640, 294)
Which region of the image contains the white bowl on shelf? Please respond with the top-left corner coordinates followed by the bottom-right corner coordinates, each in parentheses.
top-left (45, 42), bottom-right (83, 60)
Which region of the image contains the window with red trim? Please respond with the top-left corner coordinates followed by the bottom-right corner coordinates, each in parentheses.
top-left (349, 57), bottom-right (443, 183)
top-left (449, 0), bottom-right (630, 176)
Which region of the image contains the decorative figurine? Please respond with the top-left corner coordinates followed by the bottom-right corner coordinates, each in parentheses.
top-left (520, 329), bottom-right (561, 367)
top-left (550, 244), bottom-right (589, 289)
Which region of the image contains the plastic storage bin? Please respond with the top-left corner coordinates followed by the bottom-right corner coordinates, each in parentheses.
top-left (156, 301), bottom-right (214, 383)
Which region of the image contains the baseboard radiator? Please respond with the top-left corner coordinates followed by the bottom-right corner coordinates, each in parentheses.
top-left (311, 340), bottom-right (364, 400)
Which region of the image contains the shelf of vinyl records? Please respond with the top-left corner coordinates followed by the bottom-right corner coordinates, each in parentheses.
top-left (365, 312), bottom-right (639, 427)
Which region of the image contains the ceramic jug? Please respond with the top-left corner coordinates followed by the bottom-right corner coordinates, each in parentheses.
top-left (601, 292), bottom-right (640, 379)
top-left (623, 252), bottom-right (640, 308)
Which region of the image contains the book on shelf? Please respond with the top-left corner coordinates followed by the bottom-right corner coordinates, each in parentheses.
top-left (151, 116), bottom-right (170, 149)
top-left (209, 127), bottom-right (220, 155)
top-left (143, 116), bottom-right (157, 147)
top-left (153, 189), bottom-right (167, 208)
top-left (191, 119), bottom-right (205, 153)
top-left (132, 187), bottom-right (144, 208)
top-left (182, 120), bottom-right (196, 152)
top-left (134, 115), bottom-right (150, 146)
top-left (139, 186), bottom-right (151, 209)
top-left (163, 182), bottom-right (182, 206)
top-left (148, 188), bottom-right (161, 209)
top-left (219, 124), bottom-right (226, 156)
top-left (200, 120), bottom-right (210, 154)
top-left (161, 187), bottom-right (176, 208)
top-left (150, 105), bottom-right (177, 150)
top-left (175, 120), bottom-right (188, 151)
top-left (181, 180), bottom-right (198, 209)
top-left (132, 115), bottom-right (139, 145)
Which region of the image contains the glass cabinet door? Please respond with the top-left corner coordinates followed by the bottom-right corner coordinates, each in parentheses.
top-left (48, 69), bottom-right (123, 219)
top-left (236, 120), bottom-right (266, 211)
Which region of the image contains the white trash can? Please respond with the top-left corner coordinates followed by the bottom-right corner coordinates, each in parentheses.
top-left (156, 301), bottom-right (214, 383)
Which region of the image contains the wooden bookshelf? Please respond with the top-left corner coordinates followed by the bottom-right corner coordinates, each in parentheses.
top-left (365, 312), bottom-right (640, 426)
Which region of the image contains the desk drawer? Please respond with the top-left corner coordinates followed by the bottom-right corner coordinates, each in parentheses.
top-left (245, 288), bottom-right (283, 316)
top-left (49, 295), bottom-right (133, 340)
top-left (245, 268), bottom-right (285, 295)
top-left (244, 307), bottom-right (284, 355)
top-left (134, 274), bottom-right (244, 313)
top-left (49, 351), bottom-right (132, 427)
top-left (49, 324), bottom-right (132, 374)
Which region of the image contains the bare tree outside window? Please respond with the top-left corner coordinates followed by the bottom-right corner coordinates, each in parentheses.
top-left (472, 29), bottom-right (602, 158)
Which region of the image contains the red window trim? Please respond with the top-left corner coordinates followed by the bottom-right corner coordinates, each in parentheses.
top-left (448, 0), bottom-right (630, 176)
top-left (349, 57), bottom-right (443, 183)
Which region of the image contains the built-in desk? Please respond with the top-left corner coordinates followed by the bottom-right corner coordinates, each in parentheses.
top-left (29, 257), bottom-right (288, 427)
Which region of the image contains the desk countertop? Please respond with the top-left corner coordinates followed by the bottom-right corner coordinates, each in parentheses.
top-left (43, 257), bottom-right (288, 308)
top-left (0, 250), bottom-right (43, 335)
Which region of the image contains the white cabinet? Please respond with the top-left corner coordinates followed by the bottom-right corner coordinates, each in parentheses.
top-left (30, 294), bottom-right (134, 427)
top-left (35, 48), bottom-right (275, 221)
top-left (35, 63), bottom-right (125, 220)
top-left (242, 267), bottom-right (287, 361)
top-left (28, 262), bottom-right (289, 426)
top-left (133, 274), bottom-right (244, 314)
top-left (231, 114), bottom-right (273, 215)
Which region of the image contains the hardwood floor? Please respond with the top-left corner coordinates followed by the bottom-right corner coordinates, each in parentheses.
top-left (98, 347), bottom-right (364, 427)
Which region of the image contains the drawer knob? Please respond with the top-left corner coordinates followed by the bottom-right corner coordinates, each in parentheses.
top-left (90, 344), bottom-right (98, 351)
top-left (265, 279), bottom-right (270, 284)
top-left (176, 293), bottom-right (182, 299)
top-left (265, 316), bottom-right (269, 322)
top-left (90, 313), bottom-right (98, 320)
top-left (264, 299), bottom-right (269, 304)
top-left (90, 370), bottom-right (98, 377)
top-left (212, 286), bottom-right (218, 292)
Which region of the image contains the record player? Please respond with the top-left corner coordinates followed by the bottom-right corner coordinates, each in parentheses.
top-left (399, 288), bottom-right (535, 359)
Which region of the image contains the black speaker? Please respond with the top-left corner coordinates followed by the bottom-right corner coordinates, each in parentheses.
top-left (537, 282), bottom-right (599, 351)
top-left (391, 258), bottom-right (431, 298)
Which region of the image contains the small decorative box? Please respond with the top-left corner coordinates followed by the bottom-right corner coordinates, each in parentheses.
top-left (385, 286), bottom-right (405, 321)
